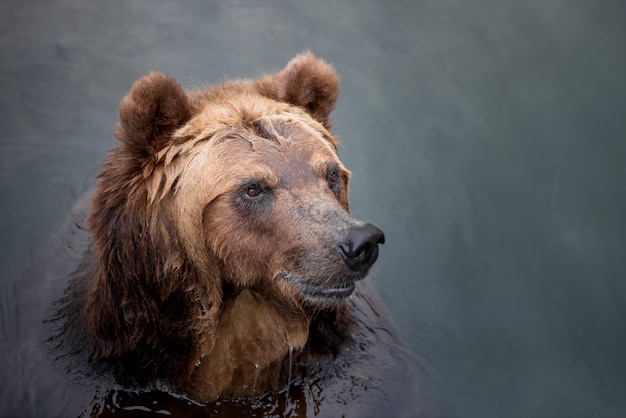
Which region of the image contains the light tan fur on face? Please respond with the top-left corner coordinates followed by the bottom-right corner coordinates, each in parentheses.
top-left (151, 93), bottom-right (339, 273)
top-left (157, 94), bottom-right (345, 401)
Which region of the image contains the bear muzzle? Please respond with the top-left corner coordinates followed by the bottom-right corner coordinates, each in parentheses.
top-left (279, 222), bottom-right (385, 307)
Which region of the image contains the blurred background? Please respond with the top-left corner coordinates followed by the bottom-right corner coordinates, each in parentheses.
top-left (1, 0), bottom-right (625, 416)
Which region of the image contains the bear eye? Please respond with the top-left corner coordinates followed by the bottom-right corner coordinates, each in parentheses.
top-left (326, 164), bottom-right (342, 196)
top-left (240, 181), bottom-right (266, 200)
top-left (245, 183), bottom-right (262, 198)
top-left (234, 180), bottom-right (272, 213)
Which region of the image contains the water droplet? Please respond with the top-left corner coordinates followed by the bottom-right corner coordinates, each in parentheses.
top-left (287, 345), bottom-right (294, 388)
top-left (251, 363), bottom-right (260, 395)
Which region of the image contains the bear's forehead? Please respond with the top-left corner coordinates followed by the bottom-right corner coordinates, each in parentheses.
top-left (158, 118), bottom-right (335, 194)
top-left (172, 95), bottom-right (339, 167)
top-left (180, 92), bottom-right (338, 148)
top-left (207, 116), bottom-right (340, 175)
top-left (155, 92), bottom-right (346, 200)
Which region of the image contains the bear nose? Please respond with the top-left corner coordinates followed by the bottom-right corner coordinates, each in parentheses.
top-left (338, 223), bottom-right (385, 273)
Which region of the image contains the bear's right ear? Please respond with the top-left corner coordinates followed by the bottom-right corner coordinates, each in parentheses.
top-left (117, 71), bottom-right (191, 157)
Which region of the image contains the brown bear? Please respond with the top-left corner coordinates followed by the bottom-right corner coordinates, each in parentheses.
top-left (47, 53), bottom-right (417, 414)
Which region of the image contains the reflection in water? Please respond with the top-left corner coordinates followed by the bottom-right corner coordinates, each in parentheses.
top-left (89, 387), bottom-right (310, 417)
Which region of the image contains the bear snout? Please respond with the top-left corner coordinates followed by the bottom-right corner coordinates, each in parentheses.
top-left (277, 222), bottom-right (385, 308)
top-left (338, 223), bottom-right (385, 273)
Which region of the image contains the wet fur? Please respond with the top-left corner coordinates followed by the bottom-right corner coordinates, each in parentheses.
top-left (60, 52), bottom-right (373, 402)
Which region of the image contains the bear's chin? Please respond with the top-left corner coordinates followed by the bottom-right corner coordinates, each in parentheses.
top-left (279, 273), bottom-right (358, 307)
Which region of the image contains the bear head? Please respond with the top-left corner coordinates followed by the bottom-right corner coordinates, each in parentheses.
top-left (82, 52), bottom-right (385, 397)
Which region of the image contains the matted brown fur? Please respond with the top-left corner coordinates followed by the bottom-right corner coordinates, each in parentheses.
top-left (76, 52), bottom-right (382, 402)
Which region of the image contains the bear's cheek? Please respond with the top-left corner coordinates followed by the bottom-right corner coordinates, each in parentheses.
top-left (200, 196), bottom-right (282, 282)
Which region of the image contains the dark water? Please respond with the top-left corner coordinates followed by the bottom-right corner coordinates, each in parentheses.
top-left (1, 0), bottom-right (625, 417)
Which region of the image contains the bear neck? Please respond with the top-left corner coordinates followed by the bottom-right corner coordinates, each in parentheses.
top-left (183, 288), bottom-right (310, 401)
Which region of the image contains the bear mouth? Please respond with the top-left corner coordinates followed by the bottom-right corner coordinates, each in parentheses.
top-left (281, 274), bottom-right (356, 305)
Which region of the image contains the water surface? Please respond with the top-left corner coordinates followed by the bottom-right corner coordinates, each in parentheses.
top-left (1, 0), bottom-right (626, 417)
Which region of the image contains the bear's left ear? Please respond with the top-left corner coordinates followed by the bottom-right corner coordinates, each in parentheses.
top-left (117, 71), bottom-right (191, 157)
top-left (257, 51), bottom-right (339, 129)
